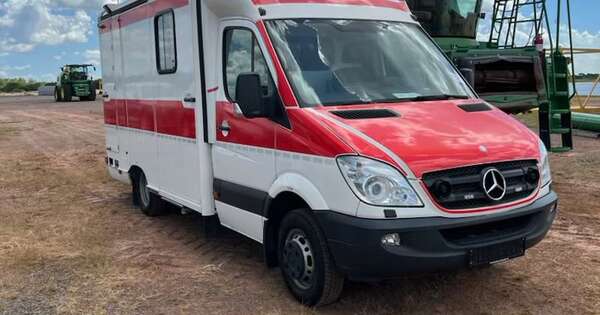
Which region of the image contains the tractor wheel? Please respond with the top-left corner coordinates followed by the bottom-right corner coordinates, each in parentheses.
top-left (54, 87), bottom-right (63, 102)
top-left (89, 89), bottom-right (97, 101)
top-left (63, 85), bottom-right (72, 102)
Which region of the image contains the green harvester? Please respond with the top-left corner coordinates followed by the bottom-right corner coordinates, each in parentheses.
top-left (407, 0), bottom-right (578, 152)
top-left (55, 64), bottom-right (97, 102)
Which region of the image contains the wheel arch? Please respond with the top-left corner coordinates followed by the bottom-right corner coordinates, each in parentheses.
top-left (263, 173), bottom-right (329, 267)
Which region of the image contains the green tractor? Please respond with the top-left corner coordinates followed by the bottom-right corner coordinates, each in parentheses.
top-left (54, 64), bottom-right (97, 102)
top-left (407, 0), bottom-right (576, 152)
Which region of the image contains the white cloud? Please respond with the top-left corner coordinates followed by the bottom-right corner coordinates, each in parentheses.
top-left (0, 0), bottom-right (105, 54)
top-left (0, 64), bottom-right (32, 78)
top-left (83, 49), bottom-right (101, 66)
top-left (0, 38), bottom-right (35, 53)
top-left (11, 65), bottom-right (31, 71)
top-left (53, 0), bottom-right (117, 10)
top-left (0, 64), bottom-right (31, 72)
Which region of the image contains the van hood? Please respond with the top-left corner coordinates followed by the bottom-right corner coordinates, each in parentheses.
top-left (317, 100), bottom-right (540, 178)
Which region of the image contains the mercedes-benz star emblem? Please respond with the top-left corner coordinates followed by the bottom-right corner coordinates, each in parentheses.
top-left (482, 168), bottom-right (507, 201)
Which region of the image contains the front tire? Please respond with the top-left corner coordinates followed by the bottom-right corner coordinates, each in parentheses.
top-left (54, 87), bottom-right (63, 102)
top-left (132, 170), bottom-right (167, 217)
top-left (278, 209), bottom-right (344, 306)
top-left (62, 85), bottom-right (72, 102)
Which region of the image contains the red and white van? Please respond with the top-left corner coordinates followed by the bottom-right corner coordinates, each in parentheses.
top-left (99, 0), bottom-right (558, 306)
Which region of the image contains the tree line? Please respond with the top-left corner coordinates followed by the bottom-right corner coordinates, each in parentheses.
top-left (0, 78), bottom-right (52, 93)
top-left (575, 73), bottom-right (600, 82)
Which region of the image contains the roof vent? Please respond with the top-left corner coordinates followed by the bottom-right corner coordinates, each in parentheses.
top-left (331, 109), bottom-right (399, 120)
top-left (458, 103), bottom-right (492, 112)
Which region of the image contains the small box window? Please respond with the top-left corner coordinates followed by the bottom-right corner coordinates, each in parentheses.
top-left (155, 10), bottom-right (177, 74)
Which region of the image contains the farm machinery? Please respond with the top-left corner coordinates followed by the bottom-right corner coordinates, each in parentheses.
top-left (407, 0), bottom-right (579, 151)
top-left (54, 64), bottom-right (97, 102)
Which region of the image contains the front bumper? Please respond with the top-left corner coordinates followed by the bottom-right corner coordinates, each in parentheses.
top-left (314, 191), bottom-right (558, 281)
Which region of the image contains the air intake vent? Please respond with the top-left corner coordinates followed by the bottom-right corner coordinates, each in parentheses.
top-left (331, 109), bottom-right (399, 120)
top-left (458, 103), bottom-right (492, 112)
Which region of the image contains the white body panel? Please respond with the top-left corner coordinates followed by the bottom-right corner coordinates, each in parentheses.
top-left (100, 0), bottom-right (548, 246)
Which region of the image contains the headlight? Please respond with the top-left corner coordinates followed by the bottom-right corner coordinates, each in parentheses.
top-left (336, 156), bottom-right (423, 207)
top-left (539, 140), bottom-right (552, 186)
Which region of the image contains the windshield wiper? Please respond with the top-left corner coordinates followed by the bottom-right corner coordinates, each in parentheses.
top-left (369, 94), bottom-right (471, 104)
top-left (408, 94), bottom-right (471, 101)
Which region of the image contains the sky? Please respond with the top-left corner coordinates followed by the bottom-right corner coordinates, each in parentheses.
top-left (0, 0), bottom-right (599, 82)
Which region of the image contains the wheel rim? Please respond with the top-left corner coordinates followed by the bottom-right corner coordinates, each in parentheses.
top-left (139, 174), bottom-right (150, 207)
top-left (282, 228), bottom-right (315, 290)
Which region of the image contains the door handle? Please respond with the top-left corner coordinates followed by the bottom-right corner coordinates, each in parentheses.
top-left (184, 96), bottom-right (196, 103)
top-left (219, 121), bottom-right (231, 134)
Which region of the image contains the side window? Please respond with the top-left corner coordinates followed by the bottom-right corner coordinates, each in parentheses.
top-left (155, 10), bottom-right (177, 74)
top-left (224, 28), bottom-right (274, 101)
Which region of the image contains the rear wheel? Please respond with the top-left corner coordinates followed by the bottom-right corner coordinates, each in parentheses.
top-left (132, 170), bottom-right (167, 217)
top-left (278, 209), bottom-right (344, 306)
top-left (62, 85), bottom-right (72, 102)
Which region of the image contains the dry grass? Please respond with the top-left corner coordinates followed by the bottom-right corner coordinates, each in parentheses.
top-left (0, 96), bottom-right (599, 314)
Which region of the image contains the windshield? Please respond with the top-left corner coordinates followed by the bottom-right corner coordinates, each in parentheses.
top-left (265, 20), bottom-right (473, 107)
top-left (406, 0), bottom-right (481, 38)
top-left (65, 66), bottom-right (91, 80)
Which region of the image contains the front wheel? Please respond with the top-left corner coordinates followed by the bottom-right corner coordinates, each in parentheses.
top-left (278, 209), bottom-right (344, 306)
top-left (54, 87), bottom-right (62, 102)
top-left (62, 85), bottom-right (72, 102)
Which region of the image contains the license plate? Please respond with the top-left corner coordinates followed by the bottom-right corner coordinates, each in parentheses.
top-left (468, 238), bottom-right (525, 267)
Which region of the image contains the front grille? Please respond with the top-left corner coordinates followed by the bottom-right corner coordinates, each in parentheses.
top-left (422, 160), bottom-right (539, 210)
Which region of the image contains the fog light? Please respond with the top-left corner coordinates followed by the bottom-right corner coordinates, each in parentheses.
top-left (381, 233), bottom-right (401, 246)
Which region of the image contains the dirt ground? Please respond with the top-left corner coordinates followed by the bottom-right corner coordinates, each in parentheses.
top-left (0, 96), bottom-right (598, 315)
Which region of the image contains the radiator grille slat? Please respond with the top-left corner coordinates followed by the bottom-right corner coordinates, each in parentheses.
top-left (423, 160), bottom-right (539, 210)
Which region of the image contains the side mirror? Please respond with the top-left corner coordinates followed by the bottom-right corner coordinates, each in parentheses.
top-left (235, 73), bottom-right (268, 118)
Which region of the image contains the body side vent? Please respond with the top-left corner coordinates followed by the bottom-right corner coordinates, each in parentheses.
top-left (458, 103), bottom-right (493, 112)
top-left (330, 109), bottom-right (399, 120)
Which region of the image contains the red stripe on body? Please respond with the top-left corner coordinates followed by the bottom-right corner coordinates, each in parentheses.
top-left (155, 100), bottom-right (196, 138)
top-left (116, 100), bottom-right (128, 127)
top-left (252, 0), bottom-right (409, 10)
top-left (99, 0), bottom-right (189, 32)
top-left (104, 100), bottom-right (117, 125)
top-left (104, 99), bottom-right (196, 139)
top-left (276, 108), bottom-right (356, 157)
top-left (126, 99), bottom-right (156, 132)
top-left (215, 101), bottom-right (354, 157)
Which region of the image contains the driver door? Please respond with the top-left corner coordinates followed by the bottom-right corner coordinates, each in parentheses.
top-left (211, 20), bottom-right (280, 242)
